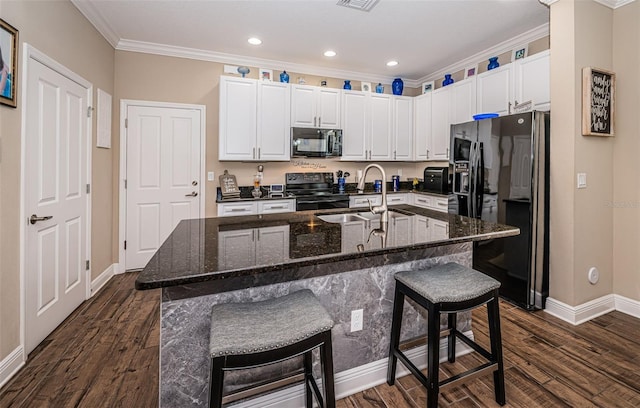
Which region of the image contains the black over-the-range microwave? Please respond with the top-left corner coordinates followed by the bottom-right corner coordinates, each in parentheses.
top-left (291, 128), bottom-right (342, 158)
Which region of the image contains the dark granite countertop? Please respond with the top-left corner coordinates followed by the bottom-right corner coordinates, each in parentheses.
top-left (216, 187), bottom-right (450, 203)
top-left (135, 205), bottom-right (518, 291)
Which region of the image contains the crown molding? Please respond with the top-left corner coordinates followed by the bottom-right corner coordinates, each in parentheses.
top-left (542, 0), bottom-right (636, 9)
top-left (417, 23), bottom-right (549, 84)
top-left (538, 0), bottom-right (558, 6)
top-left (116, 39), bottom-right (416, 87)
top-left (71, 0), bottom-right (120, 48)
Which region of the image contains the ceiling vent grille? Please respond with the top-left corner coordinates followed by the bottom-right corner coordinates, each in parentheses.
top-left (336, 0), bottom-right (380, 12)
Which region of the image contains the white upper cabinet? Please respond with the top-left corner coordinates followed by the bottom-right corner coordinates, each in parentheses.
top-left (219, 76), bottom-right (290, 161)
top-left (430, 86), bottom-right (451, 161)
top-left (450, 77), bottom-right (477, 125)
top-left (219, 76), bottom-right (258, 160)
top-left (341, 90), bottom-right (368, 160)
top-left (476, 64), bottom-right (513, 116)
top-left (393, 96), bottom-right (413, 161)
top-left (369, 93), bottom-right (393, 160)
top-left (513, 50), bottom-right (550, 111)
top-left (414, 92), bottom-right (432, 161)
top-left (477, 51), bottom-right (550, 116)
top-left (291, 84), bottom-right (341, 128)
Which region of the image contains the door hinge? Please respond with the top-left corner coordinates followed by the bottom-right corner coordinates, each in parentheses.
top-left (86, 184), bottom-right (90, 194)
top-left (85, 260), bottom-right (90, 270)
top-left (87, 106), bottom-right (94, 118)
top-left (124, 240), bottom-right (127, 250)
top-left (125, 118), bottom-right (128, 128)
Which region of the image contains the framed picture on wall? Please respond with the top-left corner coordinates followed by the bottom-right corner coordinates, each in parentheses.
top-left (0, 18), bottom-right (18, 108)
top-left (259, 68), bottom-right (273, 81)
top-left (511, 45), bottom-right (528, 62)
top-left (464, 65), bottom-right (477, 79)
top-left (422, 81), bottom-right (434, 94)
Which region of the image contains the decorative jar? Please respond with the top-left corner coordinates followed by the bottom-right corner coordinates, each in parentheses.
top-left (392, 78), bottom-right (403, 95)
top-left (488, 57), bottom-right (500, 70)
top-left (343, 80), bottom-right (352, 90)
top-left (279, 71), bottom-right (289, 83)
top-left (375, 83), bottom-right (384, 93)
top-left (442, 74), bottom-right (454, 87)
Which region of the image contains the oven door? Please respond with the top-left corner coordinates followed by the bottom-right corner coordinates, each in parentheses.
top-left (295, 196), bottom-right (349, 211)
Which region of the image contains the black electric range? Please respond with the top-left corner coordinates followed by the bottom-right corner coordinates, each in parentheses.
top-left (286, 172), bottom-right (349, 211)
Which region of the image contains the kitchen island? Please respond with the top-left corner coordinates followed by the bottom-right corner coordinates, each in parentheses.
top-left (136, 205), bottom-right (519, 407)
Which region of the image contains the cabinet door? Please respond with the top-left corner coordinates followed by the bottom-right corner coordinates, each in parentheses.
top-left (476, 65), bottom-right (512, 116)
top-left (219, 76), bottom-right (257, 160)
top-left (257, 81), bottom-right (290, 161)
top-left (414, 93), bottom-right (432, 160)
top-left (218, 229), bottom-right (255, 269)
top-left (317, 88), bottom-right (341, 128)
top-left (390, 216), bottom-right (412, 247)
top-left (393, 96), bottom-right (413, 161)
top-left (256, 226), bottom-right (290, 264)
top-left (341, 91), bottom-right (368, 160)
top-left (450, 77), bottom-right (477, 125)
top-left (370, 94), bottom-right (393, 160)
top-left (413, 216), bottom-right (430, 244)
top-left (430, 219), bottom-right (449, 241)
top-left (430, 86), bottom-right (451, 161)
top-left (341, 221), bottom-right (367, 252)
top-left (514, 50), bottom-right (550, 111)
top-left (291, 85), bottom-right (317, 127)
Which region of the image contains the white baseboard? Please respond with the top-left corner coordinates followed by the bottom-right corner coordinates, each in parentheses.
top-left (90, 263), bottom-right (117, 297)
top-left (0, 346), bottom-right (25, 389)
top-left (614, 294), bottom-right (640, 319)
top-left (231, 330), bottom-right (475, 408)
top-left (545, 295), bottom-right (616, 325)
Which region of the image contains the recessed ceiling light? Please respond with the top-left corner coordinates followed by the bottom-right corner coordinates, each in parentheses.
top-left (386, 60), bottom-right (399, 67)
top-left (248, 37), bottom-right (262, 45)
top-left (324, 50), bottom-right (337, 57)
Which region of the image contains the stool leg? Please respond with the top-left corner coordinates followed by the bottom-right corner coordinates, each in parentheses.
top-left (447, 312), bottom-right (457, 363)
top-left (387, 286), bottom-right (405, 385)
top-left (487, 294), bottom-right (506, 406)
top-left (209, 357), bottom-right (225, 408)
top-left (320, 331), bottom-right (336, 408)
top-left (303, 351), bottom-right (313, 408)
top-left (427, 305), bottom-right (441, 408)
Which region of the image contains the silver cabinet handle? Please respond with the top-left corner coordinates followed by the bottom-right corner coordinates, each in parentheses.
top-left (446, 148), bottom-right (449, 158)
top-left (394, 150), bottom-right (397, 160)
top-left (30, 214), bottom-right (53, 224)
top-left (253, 147), bottom-right (256, 159)
top-left (185, 191), bottom-right (198, 197)
top-left (427, 149), bottom-right (430, 159)
top-left (318, 117), bottom-right (321, 127)
top-left (230, 208), bottom-right (247, 212)
top-left (258, 147), bottom-right (261, 159)
top-left (314, 117), bottom-right (317, 127)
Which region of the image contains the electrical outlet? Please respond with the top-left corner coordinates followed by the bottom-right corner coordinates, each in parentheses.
top-left (208, 171), bottom-right (215, 181)
top-left (351, 309), bottom-right (363, 332)
top-left (588, 267), bottom-right (599, 284)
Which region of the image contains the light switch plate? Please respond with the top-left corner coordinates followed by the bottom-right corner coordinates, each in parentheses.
top-left (208, 171), bottom-right (215, 181)
top-left (577, 173), bottom-right (587, 189)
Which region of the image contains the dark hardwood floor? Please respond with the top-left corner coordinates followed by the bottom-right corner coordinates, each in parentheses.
top-left (2, 272), bottom-right (640, 407)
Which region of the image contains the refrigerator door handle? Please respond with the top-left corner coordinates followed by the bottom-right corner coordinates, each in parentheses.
top-left (468, 142), bottom-right (476, 217)
top-left (476, 142), bottom-right (485, 219)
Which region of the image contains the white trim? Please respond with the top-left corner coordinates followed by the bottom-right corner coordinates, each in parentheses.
top-left (614, 295), bottom-right (640, 319)
top-left (70, 0), bottom-right (120, 48)
top-left (90, 263), bottom-right (117, 297)
top-left (118, 100), bottom-right (206, 272)
top-left (594, 0), bottom-right (636, 9)
top-left (20, 43), bottom-right (93, 358)
top-left (0, 346), bottom-right (25, 389)
top-left (544, 295), bottom-right (615, 325)
top-left (230, 331), bottom-right (475, 408)
top-left (418, 23), bottom-right (549, 84)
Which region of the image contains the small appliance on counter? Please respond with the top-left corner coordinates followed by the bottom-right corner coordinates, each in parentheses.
top-left (291, 128), bottom-right (342, 158)
top-left (268, 184), bottom-right (285, 198)
top-left (423, 167), bottom-right (449, 194)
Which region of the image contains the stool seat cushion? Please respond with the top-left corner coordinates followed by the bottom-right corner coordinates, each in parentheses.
top-left (395, 263), bottom-right (500, 304)
top-left (210, 289), bottom-right (334, 357)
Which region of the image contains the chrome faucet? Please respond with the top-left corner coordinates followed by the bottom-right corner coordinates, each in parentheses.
top-left (356, 163), bottom-right (388, 224)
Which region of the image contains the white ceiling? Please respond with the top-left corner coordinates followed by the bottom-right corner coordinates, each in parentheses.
top-left (73, 0), bottom-right (550, 85)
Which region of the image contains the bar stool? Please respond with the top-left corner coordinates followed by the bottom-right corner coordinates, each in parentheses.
top-left (209, 289), bottom-right (336, 408)
top-left (387, 262), bottom-right (506, 408)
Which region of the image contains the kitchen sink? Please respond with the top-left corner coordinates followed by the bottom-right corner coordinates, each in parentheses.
top-left (317, 213), bottom-right (368, 223)
top-left (356, 210), bottom-right (405, 221)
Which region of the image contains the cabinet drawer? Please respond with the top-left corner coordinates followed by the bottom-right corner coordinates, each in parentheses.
top-left (387, 193), bottom-right (408, 205)
top-left (258, 199), bottom-right (295, 214)
top-left (432, 197), bottom-right (448, 213)
top-left (411, 194), bottom-right (433, 209)
top-left (350, 195), bottom-right (382, 208)
top-left (217, 202), bottom-right (258, 217)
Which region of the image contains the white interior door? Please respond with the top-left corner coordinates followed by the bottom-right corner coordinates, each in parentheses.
top-left (125, 105), bottom-right (202, 270)
top-left (24, 53), bottom-right (90, 355)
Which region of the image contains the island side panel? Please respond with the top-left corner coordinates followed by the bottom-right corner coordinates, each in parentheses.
top-left (160, 243), bottom-right (472, 407)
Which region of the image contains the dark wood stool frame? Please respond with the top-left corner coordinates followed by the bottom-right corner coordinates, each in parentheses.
top-left (209, 330), bottom-right (335, 408)
top-left (387, 280), bottom-right (506, 408)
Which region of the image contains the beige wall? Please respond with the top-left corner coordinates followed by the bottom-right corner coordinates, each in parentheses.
top-left (613, 2), bottom-right (640, 301)
top-left (0, 1), bottom-right (114, 359)
top-left (549, 0), bottom-right (615, 306)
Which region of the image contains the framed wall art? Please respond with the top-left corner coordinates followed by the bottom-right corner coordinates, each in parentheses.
top-left (582, 67), bottom-right (615, 137)
top-left (464, 65), bottom-right (477, 79)
top-left (0, 18), bottom-right (18, 108)
top-left (511, 45), bottom-right (528, 62)
top-left (422, 81), bottom-right (434, 94)
top-left (259, 68), bottom-right (273, 81)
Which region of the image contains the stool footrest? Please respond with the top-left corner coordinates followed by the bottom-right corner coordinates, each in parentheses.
top-left (222, 373), bottom-right (305, 405)
top-left (439, 362), bottom-right (497, 390)
top-left (452, 329), bottom-right (492, 361)
top-left (393, 349), bottom-right (429, 389)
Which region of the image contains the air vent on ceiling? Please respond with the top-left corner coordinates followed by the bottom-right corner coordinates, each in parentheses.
top-left (336, 0), bottom-right (380, 12)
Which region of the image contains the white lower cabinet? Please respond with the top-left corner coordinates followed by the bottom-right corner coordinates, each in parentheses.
top-left (410, 193), bottom-right (448, 213)
top-left (218, 199), bottom-right (295, 217)
top-left (386, 193), bottom-right (408, 206)
top-left (413, 216), bottom-right (449, 244)
top-left (218, 225), bottom-right (289, 269)
top-left (349, 194), bottom-right (383, 208)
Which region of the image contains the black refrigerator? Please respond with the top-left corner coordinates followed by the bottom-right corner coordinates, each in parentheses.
top-left (449, 111), bottom-right (549, 310)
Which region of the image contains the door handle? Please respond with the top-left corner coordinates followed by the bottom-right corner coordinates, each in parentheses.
top-left (185, 191), bottom-right (198, 197)
top-left (30, 214), bottom-right (53, 224)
